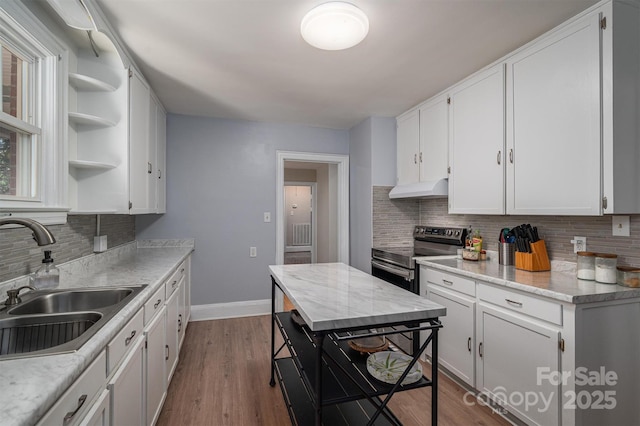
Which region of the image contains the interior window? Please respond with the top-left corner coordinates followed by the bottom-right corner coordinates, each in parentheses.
top-left (0, 41), bottom-right (39, 200)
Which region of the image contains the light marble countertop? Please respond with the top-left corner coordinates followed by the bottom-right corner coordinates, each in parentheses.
top-left (269, 262), bottom-right (446, 331)
top-left (415, 257), bottom-right (640, 304)
top-left (0, 240), bottom-right (194, 426)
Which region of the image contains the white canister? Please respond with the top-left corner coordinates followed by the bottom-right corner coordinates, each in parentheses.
top-left (576, 251), bottom-right (596, 280)
top-left (595, 253), bottom-right (618, 284)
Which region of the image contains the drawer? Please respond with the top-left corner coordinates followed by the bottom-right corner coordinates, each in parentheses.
top-left (37, 350), bottom-right (106, 426)
top-left (478, 283), bottom-right (563, 325)
top-left (107, 308), bottom-right (144, 373)
top-left (144, 285), bottom-right (165, 325)
top-left (165, 261), bottom-right (186, 299)
top-left (423, 267), bottom-right (475, 297)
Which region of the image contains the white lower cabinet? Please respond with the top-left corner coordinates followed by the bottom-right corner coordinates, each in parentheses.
top-left (145, 305), bottom-right (167, 426)
top-left (165, 282), bottom-right (180, 383)
top-left (424, 284), bottom-right (475, 387)
top-left (476, 303), bottom-right (561, 426)
top-left (108, 334), bottom-right (145, 426)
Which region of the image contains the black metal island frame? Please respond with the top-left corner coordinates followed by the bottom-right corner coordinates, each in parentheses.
top-left (268, 263), bottom-right (446, 425)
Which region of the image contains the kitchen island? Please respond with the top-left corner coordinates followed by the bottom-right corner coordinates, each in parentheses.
top-left (269, 262), bottom-right (446, 425)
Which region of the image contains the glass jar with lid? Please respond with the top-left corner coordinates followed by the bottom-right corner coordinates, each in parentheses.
top-left (595, 253), bottom-right (618, 284)
top-left (576, 251), bottom-right (596, 280)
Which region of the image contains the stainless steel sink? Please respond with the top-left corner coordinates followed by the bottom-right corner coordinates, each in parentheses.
top-left (8, 288), bottom-right (134, 315)
top-left (0, 286), bottom-right (145, 360)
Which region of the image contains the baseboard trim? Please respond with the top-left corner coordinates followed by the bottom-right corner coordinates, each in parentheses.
top-left (190, 299), bottom-right (271, 321)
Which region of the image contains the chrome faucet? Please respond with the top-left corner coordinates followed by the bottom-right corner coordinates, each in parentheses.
top-left (0, 217), bottom-right (56, 246)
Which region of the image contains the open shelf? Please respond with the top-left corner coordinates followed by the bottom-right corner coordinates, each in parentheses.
top-left (275, 312), bottom-right (431, 406)
top-left (275, 357), bottom-right (399, 426)
top-left (69, 72), bottom-right (116, 92)
top-left (69, 160), bottom-right (117, 170)
top-left (69, 112), bottom-right (116, 128)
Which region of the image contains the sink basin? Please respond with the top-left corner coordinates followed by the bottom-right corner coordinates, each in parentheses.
top-left (0, 285), bottom-right (145, 359)
top-left (0, 312), bottom-right (103, 357)
top-left (9, 288), bottom-right (134, 315)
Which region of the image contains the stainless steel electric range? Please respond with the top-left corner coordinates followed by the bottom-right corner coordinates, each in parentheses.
top-left (371, 225), bottom-right (467, 354)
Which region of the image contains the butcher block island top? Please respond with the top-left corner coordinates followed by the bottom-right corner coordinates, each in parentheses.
top-left (268, 262), bottom-right (446, 331)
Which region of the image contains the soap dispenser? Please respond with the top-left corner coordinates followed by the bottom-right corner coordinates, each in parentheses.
top-left (30, 250), bottom-right (60, 289)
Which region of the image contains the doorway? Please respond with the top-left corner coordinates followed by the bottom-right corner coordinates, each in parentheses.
top-left (276, 151), bottom-right (349, 266)
top-left (284, 182), bottom-right (317, 264)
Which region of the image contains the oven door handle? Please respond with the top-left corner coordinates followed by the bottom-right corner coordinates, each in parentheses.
top-left (371, 260), bottom-right (414, 281)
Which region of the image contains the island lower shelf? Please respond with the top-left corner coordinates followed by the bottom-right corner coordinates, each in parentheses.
top-left (273, 311), bottom-right (434, 425)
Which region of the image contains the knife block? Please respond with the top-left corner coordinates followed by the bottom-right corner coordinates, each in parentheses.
top-left (515, 240), bottom-right (551, 272)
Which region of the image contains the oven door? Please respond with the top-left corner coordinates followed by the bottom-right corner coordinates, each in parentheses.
top-left (371, 260), bottom-right (416, 293)
top-left (370, 259), bottom-right (419, 355)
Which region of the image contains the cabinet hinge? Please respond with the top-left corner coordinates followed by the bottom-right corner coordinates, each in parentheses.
top-left (559, 338), bottom-right (565, 352)
top-left (602, 196), bottom-right (608, 210)
top-left (447, 97), bottom-right (451, 105)
top-left (129, 201), bottom-right (133, 210)
top-left (128, 69), bottom-right (133, 78)
top-left (600, 16), bottom-right (607, 30)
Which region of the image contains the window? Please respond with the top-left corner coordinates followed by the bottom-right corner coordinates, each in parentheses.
top-left (1, 43), bottom-right (39, 200)
top-left (0, 3), bottom-right (67, 223)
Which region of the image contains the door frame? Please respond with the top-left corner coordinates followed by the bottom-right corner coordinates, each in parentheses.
top-left (284, 181), bottom-right (318, 264)
top-left (276, 151), bottom-right (349, 265)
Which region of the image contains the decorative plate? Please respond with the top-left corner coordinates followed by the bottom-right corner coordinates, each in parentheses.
top-left (366, 351), bottom-right (422, 385)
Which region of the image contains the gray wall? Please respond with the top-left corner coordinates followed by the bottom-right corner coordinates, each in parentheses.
top-left (349, 117), bottom-right (396, 273)
top-left (0, 215), bottom-right (135, 283)
top-left (135, 114), bottom-right (349, 305)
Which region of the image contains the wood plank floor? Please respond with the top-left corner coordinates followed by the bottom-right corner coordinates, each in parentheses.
top-left (157, 316), bottom-right (511, 426)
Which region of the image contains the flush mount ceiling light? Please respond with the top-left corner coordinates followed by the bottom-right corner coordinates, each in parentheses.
top-left (301, 2), bottom-right (369, 50)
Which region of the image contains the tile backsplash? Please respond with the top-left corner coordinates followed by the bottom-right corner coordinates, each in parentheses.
top-left (373, 186), bottom-right (640, 267)
top-left (0, 215), bottom-right (135, 283)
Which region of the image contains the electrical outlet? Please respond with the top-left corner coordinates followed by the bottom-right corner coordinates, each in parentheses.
top-left (250, 247), bottom-right (257, 257)
top-left (612, 215), bottom-right (630, 237)
top-left (571, 236), bottom-right (586, 253)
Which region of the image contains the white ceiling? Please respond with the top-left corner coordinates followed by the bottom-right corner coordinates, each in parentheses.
top-left (95, 0), bottom-right (599, 130)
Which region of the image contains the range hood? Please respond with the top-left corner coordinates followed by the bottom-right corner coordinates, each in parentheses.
top-left (389, 178), bottom-right (448, 199)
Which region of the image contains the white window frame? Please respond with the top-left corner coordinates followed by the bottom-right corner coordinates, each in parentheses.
top-left (0, 3), bottom-right (68, 225)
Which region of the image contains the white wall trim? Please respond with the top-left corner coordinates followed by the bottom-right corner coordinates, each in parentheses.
top-left (189, 299), bottom-right (271, 321)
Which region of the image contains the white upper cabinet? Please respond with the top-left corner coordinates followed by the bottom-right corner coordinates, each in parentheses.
top-left (419, 95), bottom-right (449, 182)
top-left (395, 95), bottom-right (448, 187)
top-left (396, 109), bottom-right (420, 185)
top-left (448, 65), bottom-right (505, 214)
top-left (128, 69), bottom-right (153, 214)
top-left (505, 10), bottom-right (602, 215)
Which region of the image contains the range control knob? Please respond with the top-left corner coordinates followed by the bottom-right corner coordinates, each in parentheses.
top-left (446, 229), bottom-right (452, 236)
top-left (454, 230), bottom-right (461, 236)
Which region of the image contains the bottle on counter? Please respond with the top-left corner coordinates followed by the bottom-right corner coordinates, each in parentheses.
top-left (30, 250), bottom-right (60, 289)
top-left (472, 229), bottom-right (483, 252)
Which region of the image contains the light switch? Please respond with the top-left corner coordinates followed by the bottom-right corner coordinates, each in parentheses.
top-left (250, 247), bottom-right (257, 257)
top-left (264, 212), bottom-right (271, 222)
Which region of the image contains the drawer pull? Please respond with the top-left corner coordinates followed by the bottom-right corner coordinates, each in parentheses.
top-left (63, 394), bottom-right (87, 425)
top-left (442, 279), bottom-right (453, 286)
top-left (125, 330), bottom-right (137, 346)
top-left (479, 342), bottom-right (483, 358)
top-left (178, 314), bottom-right (183, 333)
top-left (172, 280), bottom-right (178, 288)
top-left (467, 337), bottom-right (471, 352)
top-left (505, 298), bottom-right (523, 307)
top-left (165, 344), bottom-right (169, 361)
top-left (180, 268), bottom-right (185, 273)
top-left (154, 299), bottom-right (162, 309)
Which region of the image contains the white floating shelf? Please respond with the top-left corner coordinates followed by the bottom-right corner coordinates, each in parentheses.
top-left (68, 112), bottom-right (116, 128)
top-left (69, 73), bottom-right (116, 92)
top-left (69, 160), bottom-right (117, 170)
